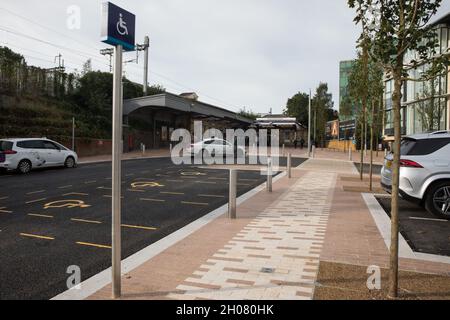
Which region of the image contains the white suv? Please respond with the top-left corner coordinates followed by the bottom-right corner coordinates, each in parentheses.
top-left (381, 131), bottom-right (450, 219)
top-left (0, 138), bottom-right (78, 174)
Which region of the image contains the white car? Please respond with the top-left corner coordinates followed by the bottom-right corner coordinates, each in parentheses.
top-left (0, 138), bottom-right (78, 174)
top-left (186, 138), bottom-right (247, 159)
top-left (381, 131), bottom-right (450, 219)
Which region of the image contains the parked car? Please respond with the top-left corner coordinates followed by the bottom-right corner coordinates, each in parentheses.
top-left (0, 138), bottom-right (78, 174)
top-left (381, 131), bottom-right (450, 219)
top-left (186, 138), bottom-right (246, 159)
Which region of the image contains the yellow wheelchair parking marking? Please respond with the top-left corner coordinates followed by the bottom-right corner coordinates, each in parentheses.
top-left (160, 191), bottom-right (185, 195)
top-left (140, 198), bottom-right (165, 203)
top-left (131, 181), bottom-right (165, 189)
top-left (26, 198), bottom-right (47, 204)
top-left (181, 201), bottom-right (209, 206)
top-left (26, 190), bottom-right (46, 195)
top-left (76, 242), bottom-right (111, 249)
top-left (20, 233), bottom-right (54, 240)
top-left (180, 171), bottom-right (207, 177)
top-left (122, 224), bottom-right (157, 231)
top-left (63, 193), bottom-right (89, 197)
top-left (71, 218), bottom-right (102, 224)
top-left (28, 213), bottom-right (54, 219)
top-left (44, 200), bottom-right (91, 210)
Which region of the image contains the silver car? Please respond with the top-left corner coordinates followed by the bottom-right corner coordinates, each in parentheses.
top-left (381, 131), bottom-right (450, 219)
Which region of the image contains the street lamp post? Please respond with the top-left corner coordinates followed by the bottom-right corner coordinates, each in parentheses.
top-left (308, 89), bottom-right (312, 157)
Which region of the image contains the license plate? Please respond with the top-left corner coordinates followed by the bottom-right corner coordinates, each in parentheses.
top-left (386, 160), bottom-right (392, 169)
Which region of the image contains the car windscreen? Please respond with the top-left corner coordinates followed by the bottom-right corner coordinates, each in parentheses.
top-left (402, 138), bottom-right (450, 156)
top-left (0, 141), bottom-right (13, 151)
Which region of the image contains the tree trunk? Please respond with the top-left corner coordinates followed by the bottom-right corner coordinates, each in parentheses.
top-left (389, 71), bottom-right (402, 299)
top-left (360, 118), bottom-right (364, 180)
top-left (370, 100), bottom-right (375, 191)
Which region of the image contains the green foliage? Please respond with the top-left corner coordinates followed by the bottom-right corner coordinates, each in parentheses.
top-left (284, 92), bottom-right (309, 125)
top-left (312, 83), bottom-right (335, 144)
top-left (237, 108), bottom-right (259, 121)
top-left (0, 48), bottom-right (166, 139)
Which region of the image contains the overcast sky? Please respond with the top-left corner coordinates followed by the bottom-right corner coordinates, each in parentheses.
top-left (1, 1), bottom-right (450, 114)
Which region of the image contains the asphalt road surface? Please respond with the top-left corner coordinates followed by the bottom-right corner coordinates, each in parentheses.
top-left (376, 197), bottom-right (450, 257)
top-left (0, 157), bottom-right (306, 300)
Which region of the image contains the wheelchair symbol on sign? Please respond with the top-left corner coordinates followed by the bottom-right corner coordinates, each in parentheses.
top-left (117, 13), bottom-right (128, 36)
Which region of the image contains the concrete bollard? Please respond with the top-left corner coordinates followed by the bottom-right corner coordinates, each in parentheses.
top-left (228, 169), bottom-right (237, 219)
top-left (348, 147), bottom-right (352, 161)
top-left (312, 146), bottom-right (316, 159)
top-left (287, 153), bottom-right (292, 179)
top-left (282, 144), bottom-right (285, 157)
top-left (267, 157), bottom-right (273, 192)
top-left (142, 144), bottom-right (146, 156)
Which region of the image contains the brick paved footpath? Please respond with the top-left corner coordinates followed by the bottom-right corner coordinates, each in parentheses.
top-left (88, 158), bottom-right (449, 300)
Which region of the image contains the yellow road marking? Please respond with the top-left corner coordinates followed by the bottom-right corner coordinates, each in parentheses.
top-left (63, 193), bottom-right (89, 197)
top-left (84, 180), bottom-right (97, 184)
top-left (20, 233), bottom-right (54, 240)
top-left (127, 189), bottom-right (145, 193)
top-left (71, 218), bottom-right (102, 224)
top-left (44, 200), bottom-right (91, 209)
top-left (0, 196), bottom-right (9, 201)
top-left (76, 242), bottom-right (111, 249)
top-left (28, 213), bottom-right (53, 218)
top-left (160, 192), bottom-right (185, 195)
top-left (103, 195), bottom-right (124, 199)
top-left (122, 224), bottom-right (157, 231)
top-left (195, 181), bottom-right (217, 184)
top-left (26, 198), bottom-right (47, 204)
top-left (97, 187), bottom-right (112, 190)
top-left (26, 190), bottom-right (46, 195)
top-left (58, 185), bottom-right (73, 189)
top-left (0, 209), bottom-right (13, 214)
top-left (237, 183), bottom-right (251, 186)
top-left (198, 194), bottom-right (225, 198)
top-left (181, 201), bottom-right (209, 206)
top-left (140, 198), bottom-right (165, 202)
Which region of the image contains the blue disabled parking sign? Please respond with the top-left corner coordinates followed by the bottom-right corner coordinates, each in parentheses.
top-left (101, 2), bottom-right (136, 51)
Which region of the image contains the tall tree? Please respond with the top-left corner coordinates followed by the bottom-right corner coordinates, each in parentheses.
top-left (349, 0), bottom-right (446, 298)
top-left (312, 83), bottom-right (334, 146)
top-left (284, 92), bottom-right (310, 126)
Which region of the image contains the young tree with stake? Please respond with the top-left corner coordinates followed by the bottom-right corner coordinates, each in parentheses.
top-left (348, 0), bottom-right (446, 298)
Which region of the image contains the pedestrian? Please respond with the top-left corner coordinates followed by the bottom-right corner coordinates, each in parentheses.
top-left (300, 138), bottom-right (305, 149)
top-left (294, 139), bottom-right (298, 149)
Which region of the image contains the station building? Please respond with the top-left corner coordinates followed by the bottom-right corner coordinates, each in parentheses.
top-left (122, 92), bottom-right (253, 151)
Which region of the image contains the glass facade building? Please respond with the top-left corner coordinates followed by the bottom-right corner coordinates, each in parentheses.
top-left (383, 15), bottom-right (450, 140)
top-left (339, 60), bottom-right (356, 122)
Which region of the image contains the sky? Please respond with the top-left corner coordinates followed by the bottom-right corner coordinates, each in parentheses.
top-left (1, 1), bottom-right (450, 115)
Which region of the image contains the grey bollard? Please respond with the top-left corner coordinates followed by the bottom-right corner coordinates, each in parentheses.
top-left (287, 153), bottom-right (292, 179)
top-left (228, 169), bottom-right (237, 219)
top-left (267, 157), bottom-right (273, 192)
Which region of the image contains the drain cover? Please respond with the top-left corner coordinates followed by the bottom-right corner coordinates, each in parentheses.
top-left (260, 267), bottom-right (275, 274)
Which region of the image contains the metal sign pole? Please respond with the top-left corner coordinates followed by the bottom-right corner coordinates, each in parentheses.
top-left (112, 44), bottom-right (123, 299)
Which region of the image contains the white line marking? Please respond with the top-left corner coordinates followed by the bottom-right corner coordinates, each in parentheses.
top-left (362, 193), bottom-right (450, 265)
top-left (409, 217), bottom-right (448, 223)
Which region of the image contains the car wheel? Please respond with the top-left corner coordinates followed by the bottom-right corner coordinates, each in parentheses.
top-left (64, 156), bottom-right (76, 168)
top-left (17, 160), bottom-right (32, 174)
top-left (425, 181), bottom-right (450, 220)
